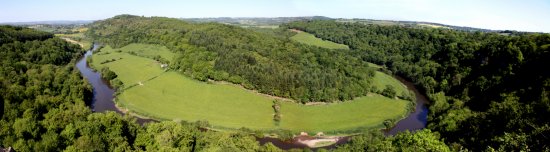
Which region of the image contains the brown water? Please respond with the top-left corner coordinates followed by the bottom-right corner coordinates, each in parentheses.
top-left (76, 44), bottom-right (155, 125)
top-left (76, 44), bottom-right (428, 149)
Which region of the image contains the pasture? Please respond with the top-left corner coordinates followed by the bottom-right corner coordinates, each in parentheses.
top-left (91, 43), bottom-right (410, 133)
top-left (290, 31), bottom-right (349, 50)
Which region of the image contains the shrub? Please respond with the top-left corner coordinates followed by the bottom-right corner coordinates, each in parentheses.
top-left (381, 85), bottom-right (397, 99)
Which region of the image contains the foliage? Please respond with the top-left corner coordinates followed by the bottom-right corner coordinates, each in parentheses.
top-left (381, 85), bottom-right (397, 99)
top-left (0, 25), bottom-right (93, 151)
top-left (272, 100), bottom-right (282, 122)
top-left (334, 129), bottom-right (450, 152)
top-left (100, 67), bottom-right (117, 80)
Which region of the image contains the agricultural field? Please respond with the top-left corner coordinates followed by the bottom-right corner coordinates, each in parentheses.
top-left (89, 44), bottom-right (174, 86)
top-left (114, 43), bottom-right (175, 62)
top-left (91, 43), bottom-right (410, 133)
top-left (373, 71), bottom-right (409, 95)
top-left (290, 31), bottom-right (349, 50)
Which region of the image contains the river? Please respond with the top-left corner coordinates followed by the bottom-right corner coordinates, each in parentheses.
top-left (76, 44), bottom-right (155, 124)
top-left (76, 44), bottom-right (429, 150)
top-left (384, 76), bottom-right (429, 135)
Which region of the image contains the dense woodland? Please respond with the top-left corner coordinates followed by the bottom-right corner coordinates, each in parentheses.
top-left (284, 20), bottom-right (550, 151)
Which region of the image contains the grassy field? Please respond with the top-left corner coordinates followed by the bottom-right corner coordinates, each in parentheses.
top-left (290, 31), bottom-right (349, 50)
top-left (112, 43), bottom-right (175, 62)
top-left (91, 43), bottom-right (410, 133)
top-left (90, 44), bottom-right (175, 87)
top-left (56, 32), bottom-right (92, 49)
top-left (417, 23), bottom-right (451, 29)
top-left (373, 71), bottom-right (409, 95)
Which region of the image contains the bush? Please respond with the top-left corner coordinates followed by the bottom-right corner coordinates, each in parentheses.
top-left (110, 79), bottom-right (124, 90)
top-left (399, 90), bottom-right (415, 101)
top-left (381, 85), bottom-right (397, 99)
top-left (383, 119), bottom-right (395, 129)
top-left (272, 100), bottom-right (282, 122)
top-left (100, 67), bottom-right (117, 80)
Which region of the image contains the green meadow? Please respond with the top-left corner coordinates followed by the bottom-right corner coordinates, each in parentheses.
top-left (373, 71), bottom-right (409, 95)
top-left (55, 30), bottom-right (93, 49)
top-left (91, 43), bottom-right (410, 133)
top-left (290, 31), bottom-right (350, 50)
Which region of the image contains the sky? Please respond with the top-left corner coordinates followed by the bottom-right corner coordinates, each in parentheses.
top-left (1, 0), bottom-right (549, 32)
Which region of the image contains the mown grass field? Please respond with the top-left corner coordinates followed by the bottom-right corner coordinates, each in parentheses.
top-left (290, 32), bottom-right (349, 50)
top-left (91, 43), bottom-right (410, 133)
top-left (90, 45), bottom-right (174, 86)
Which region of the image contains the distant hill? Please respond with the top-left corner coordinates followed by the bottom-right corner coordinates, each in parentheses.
top-left (335, 18), bottom-right (498, 32)
top-left (0, 20), bottom-right (94, 25)
top-left (181, 16), bottom-right (525, 33)
top-left (0, 16), bottom-right (529, 34)
top-left (181, 16), bottom-right (331, 28)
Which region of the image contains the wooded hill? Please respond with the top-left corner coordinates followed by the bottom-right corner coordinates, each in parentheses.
top-left (284, 20), bottom-right (550, 151)
top-left (86, 15), bottom-right (394, 103)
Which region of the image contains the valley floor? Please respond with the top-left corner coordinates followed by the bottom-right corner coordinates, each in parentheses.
top-left (90, 43), bottom-right (410, 134)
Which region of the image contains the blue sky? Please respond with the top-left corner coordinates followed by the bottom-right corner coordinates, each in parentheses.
top-left (1, 0), bottom-right (549, 32)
